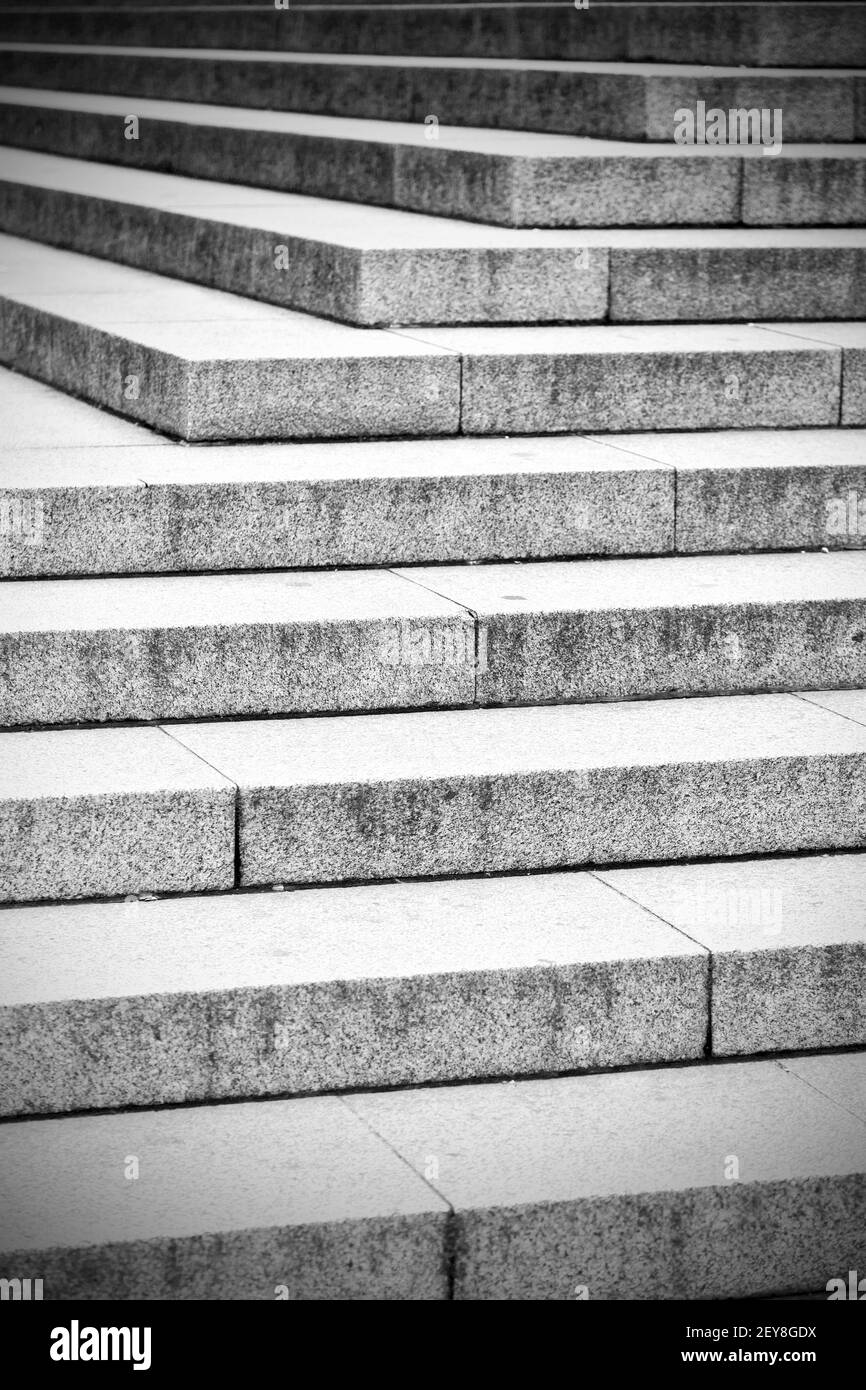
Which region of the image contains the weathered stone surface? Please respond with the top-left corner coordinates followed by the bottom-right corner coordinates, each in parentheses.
top-left (0, 1097), bottom-right (448, 1299)
top-left (782, 1052), bottom-right (866, 1122)
top-left (401, 551), bottom-right (866, 704)
top-left (0, 727), bottom-right (235, 903)
top-left (0, 432), bottom-right (673, 577)
top-left (755, 322), bottom-right (866, 425)
top-left (0, 569), bottom-right (475, 724)
top-left (0, 48), bottom-right (856, 141)
top-left (0, 148), bottom-right (610, 325)
top-left (0, 234), bottom-right (460, 439)
top-left (617, 429), bottom-right (866, 552)
top-left (0, 872), bottom-right (707, 1114)
top-left (743, 148), bottom-right (866, 227)
top-left (346, 1058), bottom-right (866, 1299)
top-left (396, 322), bottom-right (841, 433)
top-left (0, 90), bottom-right (743, 228)
top-left (608, 229), bottom-right (866, 322)
top-left (167, 694), bottom-right (866, 885)
top-left (0, 5), bottom-right (860, 66)
top-left (599, 854), bottom-right (866, 1054)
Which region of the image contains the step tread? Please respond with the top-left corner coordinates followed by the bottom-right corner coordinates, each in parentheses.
top-left (3, 566), bottom-right (475, 630)
top-left (0, 870), bottom-right (705, 1006)
top-left (0, 1054), bottom-right (863, 1298)
top-left (166, 691), bottom-right (866, 781)
top-left (6, 552), bottom-right (865, 725)
top-left (800, 688), bottom-right (866, 723)
top-left (393, 320), bottom-right (864, 355)
top-left (0, 724), bottom-right (235, 800)
top-left (4, 84), bottom-right (858, 231)
top-left (7, 550), bottom-right (865, 631)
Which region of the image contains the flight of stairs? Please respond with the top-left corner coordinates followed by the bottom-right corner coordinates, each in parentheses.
top-left (1, 0), bottom-right (865, 1301)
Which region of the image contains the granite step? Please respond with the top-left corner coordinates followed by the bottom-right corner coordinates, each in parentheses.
top-left (0, 4), bottom-right (862, 68)
top-left (159, 691), bottom-right (866, 888)
top-left (3, 852), bottom-right (864, 1116)
top-left (1, 45), bottom-right (862, 141)
top-left (4, 691), bottom-right (866, 902)
top-left (2, 368), bottom-right (865, 576)
top-left (0, 372), bottom-right (675, 576)
top-left (4, 552), bottom-right (865, 726)
top-left (0, 235), bottom-right (461, 441)
top-left (3, 150), bottom-right (866, 326)
top-left (0, 567), bottom-right (478, 725)
top-left (0, 1051), bottom-right (863, 1298)
top-left (598, 851), bottom-right (866, 1058)
top-left (2, 89), bottom-right (865, 229)
top-left (399, 550), bottom-right (866, 707)
top-left (0, 870), bottom-right (710, 1114)
top-left (2, 235), bottom-right (860, 438)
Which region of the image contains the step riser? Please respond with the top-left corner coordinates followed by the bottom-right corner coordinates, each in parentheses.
top-left (233, 758), bottom-right (866, 886)
top-left (1, 49), bottom-right (861, 142)
top-left (0, 957), bottom-right (709, 1116)
top-left (1, 614), bottom-right (477, 725)
top-left (4, 102), bottom-right (866, 230)
top-left (3, 598), bottom-right (864, 727)
top-left (0, 6), bottom-right (862, 67)
top-left (0, 180), bottom-right (612, 327)
top-left (3, 179), bottom-right (865, 326)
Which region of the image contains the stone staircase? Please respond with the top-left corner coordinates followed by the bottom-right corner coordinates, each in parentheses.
top-left (0, 0), bottom-right (865, 1301)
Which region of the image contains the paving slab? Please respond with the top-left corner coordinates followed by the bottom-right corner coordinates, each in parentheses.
top-left (598, 854), bottom-right (866, 1054)
top-left (0, 431), bottom-right (673, 577)
top-left (0, 569), bottom-right (475, 724)
top-left (607, 429), bottom-right (866, 552)
top-left (0, 872), bottom-right (707, 1114)
top-left (0, 365), bottom-right (159, 448)
top-left (395, 322), bottom-right (841, 433)
top-left (0, 1097), bottom-right (449, 1299)
top-left (345, 1058), bottom-right (866, 1299)
top-left (0, 233), bottom-right (460, 440)
top-left (782, 1052), bottom-right (866, 1122)
top-left (400, 551), bottom-right (866, 704)
top-left (0, 46), bottom-right (858, 141)
top-left (797, 688), bottom-right (866, 725)
top-left (166, 693), bottom-right (866, 885)
top-left (0, 726), bottom-right (235, 903)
